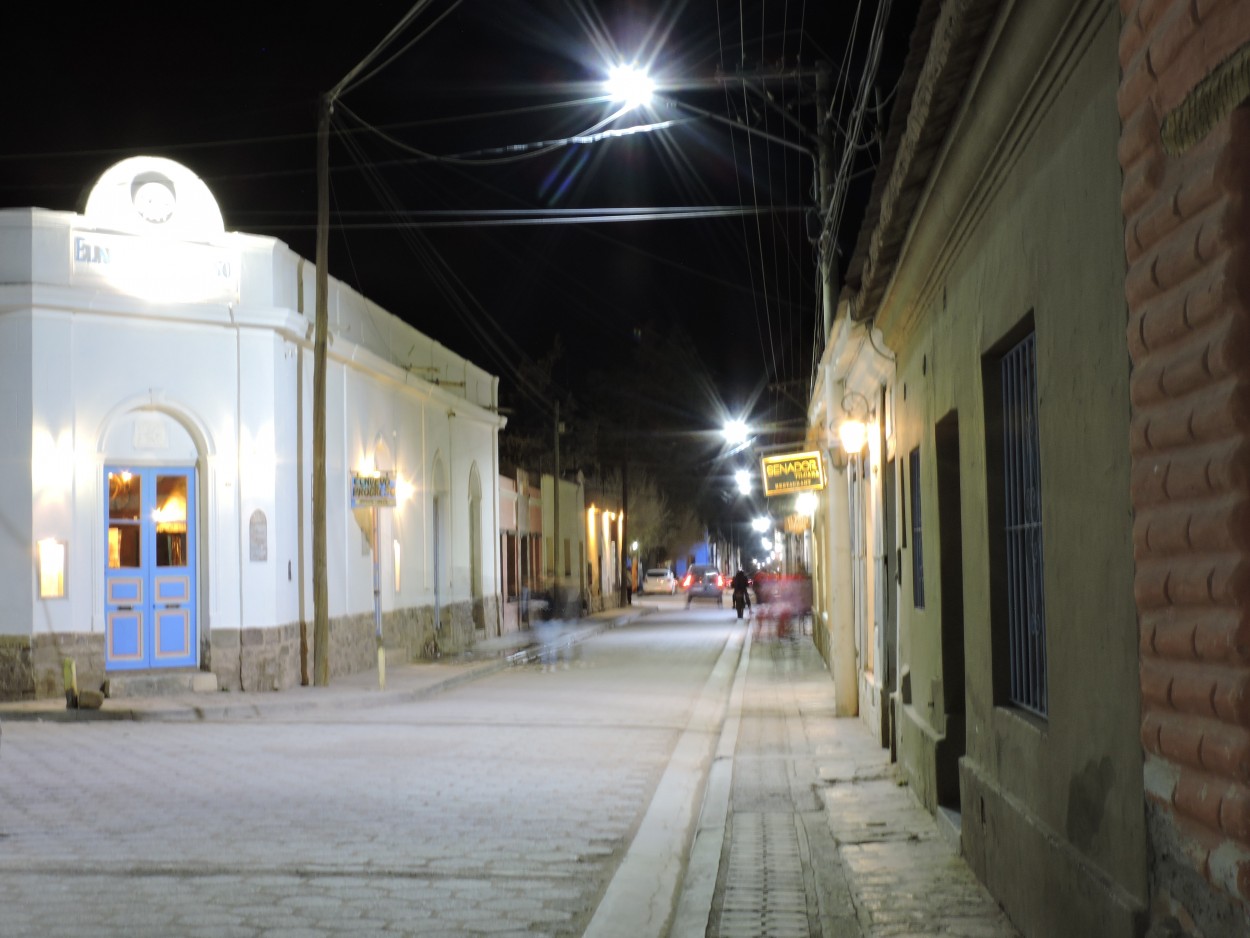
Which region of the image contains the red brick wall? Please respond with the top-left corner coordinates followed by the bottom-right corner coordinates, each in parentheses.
top-left (1120, 0), bottom-right (1250, 926)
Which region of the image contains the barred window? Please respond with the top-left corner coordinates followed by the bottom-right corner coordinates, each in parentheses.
top-left (998, 331), bottom-right (1048, 717)
top-left (910, 446), bottom-right (924, 609)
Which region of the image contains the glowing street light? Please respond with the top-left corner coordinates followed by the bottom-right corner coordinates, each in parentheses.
top-left (734, 469), bottom-right (752, 495)
top-left (751, 516), bottom-right (771, 533)
top-left (606, 64), bottom-right (654, 109)
top-left (722, 418), bottom-right (749, 447)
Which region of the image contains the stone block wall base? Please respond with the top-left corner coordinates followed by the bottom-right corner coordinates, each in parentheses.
top-left (0, 635), bottom-right (36, 701)
top-left (211, 623), bottom-right (302, 692)
top-left (960, 759), bottom-right (1146, 938)
top-left (35, 632), bottom-right (106, 699)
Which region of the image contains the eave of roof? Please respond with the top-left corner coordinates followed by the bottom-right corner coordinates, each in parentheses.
top-left (842, 0), bottom-right (1005, 323)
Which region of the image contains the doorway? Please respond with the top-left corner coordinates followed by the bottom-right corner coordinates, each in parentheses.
top-left (934, 412), bottom-right (966, 813)
top-left (104, 466), bottom-right (198, 670)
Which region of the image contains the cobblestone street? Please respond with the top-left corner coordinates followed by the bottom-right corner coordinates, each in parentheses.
top-left (0, 621), bottom-right (733, 937)
top-left (1, 609), bottom-right (1021, 937)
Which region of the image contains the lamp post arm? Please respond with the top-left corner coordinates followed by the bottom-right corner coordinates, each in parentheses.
top-left (655, 96), bottom-right (817, 169)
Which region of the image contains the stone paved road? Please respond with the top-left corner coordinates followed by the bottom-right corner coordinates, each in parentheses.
top-left (0, 619), bottom-right (736, 938)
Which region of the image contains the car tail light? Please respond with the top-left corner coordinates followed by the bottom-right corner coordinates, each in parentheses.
top-left (682, 573), bottom-right (692, 588)
top-left (716, 573), bottom-right (724, 588)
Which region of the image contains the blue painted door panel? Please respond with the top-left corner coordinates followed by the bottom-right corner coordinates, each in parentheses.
top-left (105, 467), bottom-right (197, 671)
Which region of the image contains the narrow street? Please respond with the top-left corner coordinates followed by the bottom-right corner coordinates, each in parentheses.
top-left (0, 607), bottom-right (1016, 937)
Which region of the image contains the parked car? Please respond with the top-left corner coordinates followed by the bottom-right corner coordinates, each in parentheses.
top-left (682, 564), bottom-right (724, 606)
top-left (642, 567), bottom-right (677, 595)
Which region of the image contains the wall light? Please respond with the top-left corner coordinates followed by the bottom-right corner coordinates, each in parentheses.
top-left (37, 538), bottom-right (66, 599)
top-left (839, 420), bottom-right (867, 453)
top-left (839, 389), bottom-right (872, 454)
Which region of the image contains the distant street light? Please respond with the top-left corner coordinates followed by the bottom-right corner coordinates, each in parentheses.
top-left (735, 469), bottom-right (752, 495)
top-left (751, 516), bottom-right (771, 533)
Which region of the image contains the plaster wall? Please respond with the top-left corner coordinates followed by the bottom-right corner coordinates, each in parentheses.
top-left (0, 159), bottom-right (503, 699)
top-left (0, 311), bottom-right (32, 637)
top-left (876, 2), bottom-right (1146, 933)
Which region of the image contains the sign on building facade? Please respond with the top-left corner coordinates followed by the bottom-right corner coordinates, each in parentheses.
top-left (760, 450), bottom-right (826, 497)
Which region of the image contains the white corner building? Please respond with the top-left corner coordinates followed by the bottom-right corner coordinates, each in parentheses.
top-left (0, 157), bottom-right (505, 699)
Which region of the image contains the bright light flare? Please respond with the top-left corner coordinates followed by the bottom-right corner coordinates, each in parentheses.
top-left (722, 419), bottom-right (749, 446)
top-left (751, 516), bottom-right (771, 533)
top-left (605, 63), bottom-right (654, 109)
top-left (839, 419), bottom-right (867, 453)
top-left (735, 469), bottom-right (752, 495)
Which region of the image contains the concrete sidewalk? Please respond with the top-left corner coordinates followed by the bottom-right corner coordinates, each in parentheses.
top-left (0, 604), bottom-right (652, 724)
top-left (675, 626), bottom-right (1021, 938)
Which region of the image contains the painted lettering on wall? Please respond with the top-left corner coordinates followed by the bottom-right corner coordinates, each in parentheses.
top-left (69, 229), bottom-right (240, 304)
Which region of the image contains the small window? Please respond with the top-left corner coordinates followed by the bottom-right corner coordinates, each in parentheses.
top-left (909, 447), bottom-right (924, 608)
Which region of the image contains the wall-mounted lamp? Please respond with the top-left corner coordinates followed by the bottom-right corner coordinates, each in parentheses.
top-left (37, 538), bottom-right (66, 599)
top-left (839, 389), bottom-right (872, 454)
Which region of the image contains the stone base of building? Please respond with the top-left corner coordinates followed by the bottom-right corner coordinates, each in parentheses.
top-left (0, 635), bottom-right (36, 701)
top-left (0, 633), bottom-right (108, 702)
top-left (960, 758), bottom-right (1147, 938)
top-left (0, 596), bottom-right (504, 700)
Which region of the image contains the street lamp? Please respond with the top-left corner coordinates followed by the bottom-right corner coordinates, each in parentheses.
top-left (734, 469), bottom-right (752, 495)
top-left (606, 64), bottom-right (655, 110)
top-left (751, 516), bottom-right (771, 533)
top-left (722, 418), bottom-right (749, 447)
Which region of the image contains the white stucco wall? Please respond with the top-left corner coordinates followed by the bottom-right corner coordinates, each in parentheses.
top-left (0, 157), bottom-right (502, 679)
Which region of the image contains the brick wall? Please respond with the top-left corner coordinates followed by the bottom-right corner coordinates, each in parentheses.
top-left (1119, 0), bottom-right (1250, 929)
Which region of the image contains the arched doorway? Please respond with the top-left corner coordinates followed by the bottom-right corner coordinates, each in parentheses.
top-left (101, 409), bottom-right (203, 671)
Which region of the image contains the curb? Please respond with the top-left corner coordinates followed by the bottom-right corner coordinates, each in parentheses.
top-left (0, 606), bottom-right (654, 725)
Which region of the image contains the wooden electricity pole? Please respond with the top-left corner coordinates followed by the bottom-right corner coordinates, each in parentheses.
top-left (313, 92), bottom-right (331, 686)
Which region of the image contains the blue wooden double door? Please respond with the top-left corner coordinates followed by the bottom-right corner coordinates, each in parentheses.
top-left (105, 467), bottom-right (198, 670)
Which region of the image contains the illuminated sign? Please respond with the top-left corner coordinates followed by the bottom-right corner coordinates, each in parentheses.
top-left (351, 472), bottom-right (396, 508)
top-left (761, 450), bottom-right (826, 497)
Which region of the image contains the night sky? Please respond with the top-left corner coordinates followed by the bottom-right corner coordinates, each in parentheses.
top-left (3, 0), bottom-right (918, 447)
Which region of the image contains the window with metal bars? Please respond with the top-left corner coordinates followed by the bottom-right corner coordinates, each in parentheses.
top-left (909, 446), bottom-right (924, 609)
top-left (993, 330), bottom-right (1048, 717)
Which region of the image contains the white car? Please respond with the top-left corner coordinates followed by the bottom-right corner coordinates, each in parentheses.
top-left (642, 567), bottom-right (677, 595)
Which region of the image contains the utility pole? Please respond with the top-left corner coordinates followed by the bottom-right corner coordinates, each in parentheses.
top-left (313, 93), bottom-right (331, 686)
top-left (621, 456), bottom-right (629, 597)
top-left (552, 400), bottom-right (561, 613)
top-left (815, 63), bottom-right (839, 344)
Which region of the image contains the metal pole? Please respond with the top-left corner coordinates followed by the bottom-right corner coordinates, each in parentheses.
top-left (373, 505), bottom-right (384, 690)
top-left (815, 64), bottom-right (839, 345)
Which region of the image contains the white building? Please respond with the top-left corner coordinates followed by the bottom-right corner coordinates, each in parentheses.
top-left (0, 157), bottom-right (504, 699)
